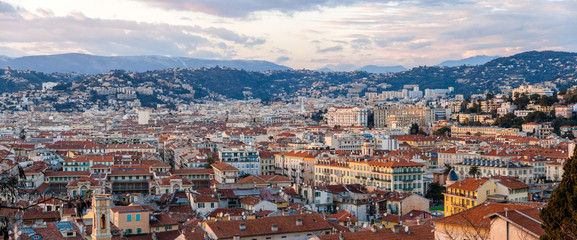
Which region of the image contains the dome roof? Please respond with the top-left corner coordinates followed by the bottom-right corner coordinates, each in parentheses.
top-left (448, 169), bottom-right (459, 181)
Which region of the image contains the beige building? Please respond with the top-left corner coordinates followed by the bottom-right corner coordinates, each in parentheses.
top-left (315, 159), bottom-right (425, 195)
top-left (212, 161), bottom-right (239, 184)
top-left (374, 105), bottom-right (435, 128)
top-left (546, 160), bottom-right (565, 181)
top-left (451, 125), bottom-right (520, 137)
top-left (325, 107), bottom-right (369, 127)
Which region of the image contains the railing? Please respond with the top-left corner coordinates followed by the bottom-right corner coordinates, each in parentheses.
top-left (444, 191), bottom-right (477, 199)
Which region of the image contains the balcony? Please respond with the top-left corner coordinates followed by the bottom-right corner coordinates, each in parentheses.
top-left (444, 191), bottom-right (477, 199)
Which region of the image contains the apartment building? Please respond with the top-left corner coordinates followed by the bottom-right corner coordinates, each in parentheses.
top-left (274, 151), bottom-right (317, 185)
top-left (314, 159), bottom-right (425, 195)
top-left (453, 158), bottom-right (534, 184)
top-left (110, 205), bottom-right (153, 235)
top-left (443, 177), bottom-right (530, 217)
top-left (373, 105), bottom-right (435, 129)
top-left (325, 107), bottom-right (369, 127)
top-left (450, 126), bottom-right (520, 137)
top-left (212, 162), bottom-right (239, 184)
top-left (63, 155), bottom-right (114, 171)
top-left (218, 148), bottom-right (260, 176)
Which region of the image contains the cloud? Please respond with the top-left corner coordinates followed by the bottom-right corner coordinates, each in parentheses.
top-left (350, 38), bottom-right (372, 50)
top-left (276, 56), bottom-right (290, 62)
top-left (135, 0), bottom-right (338, 18)
top-left (135, 0), bottom-right (477, 18)
top-left (317, 46), bottom-right (343, 53)
top-left (0, 1), bottom-right (265, 58)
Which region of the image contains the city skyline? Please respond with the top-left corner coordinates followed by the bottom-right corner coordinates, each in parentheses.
top-left (1, 0), bottom-right (576, 70)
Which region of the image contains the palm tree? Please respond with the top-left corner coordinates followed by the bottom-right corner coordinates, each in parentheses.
top-left (468, 166), bottom-right (480, 178)
top-left (442, 163), bottom-right (453, 176)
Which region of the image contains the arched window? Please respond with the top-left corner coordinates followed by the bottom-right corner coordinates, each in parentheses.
top-left (101, 214), bottom-right (106, 229)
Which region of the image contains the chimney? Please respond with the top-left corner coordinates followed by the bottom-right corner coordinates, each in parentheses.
top-left (271, 224), bottom-right (278, 232)
top-left (239, 222), bottom-right (246, 231)
top-left (339, 231), bottom-right (344, 240)
top-left (504, 207), bottom-right (509, 218)
top-left (233, 234), bottom-right (240, 240)
top-left (296, 218), bottom-right (303, 226)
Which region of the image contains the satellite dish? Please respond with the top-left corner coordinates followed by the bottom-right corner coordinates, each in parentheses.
top-left (404, 226), bottom-right (409, 233)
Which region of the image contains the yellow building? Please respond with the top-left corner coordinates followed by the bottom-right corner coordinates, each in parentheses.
top-left (443, 178), bottom-right (497, 216)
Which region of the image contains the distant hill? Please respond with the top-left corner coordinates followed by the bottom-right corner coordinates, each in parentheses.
top-left (357, 65), bottom-right (406, 73)
top-left (385, 51), bottom-right (577, 94)
top-left (0, 53), bottom-right (291, 74)
top-left (437, 55), bottom-right (500, 67)
top-left (1, 50), bottom-right (576, 104)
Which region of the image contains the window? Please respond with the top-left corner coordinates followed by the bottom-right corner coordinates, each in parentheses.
top-left (166, 225), bottom-right (172, 230)
top-left (198, 203), bottom-right (205, 208)
top-left (211, 203), bottom-right (214, 208)
top-left (126, 229), bottom-right (132, 234)
top-left (136, 214), bottom-right (140, 221)
top-left (137, 228), bottom-right (142, 234)
top-left (127, 214), bottom-right (132, 222)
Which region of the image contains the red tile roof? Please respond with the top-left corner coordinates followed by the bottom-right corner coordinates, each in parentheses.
top-left (319, 225), bottom-right (433, 240)
top-left (447, 178), bottom-right (490, 192)
top-left (212, 161), bottom-right (239, 171)
top-left (328, 210), bottom-right (357, 222)
top-left (435, 202), bottom-right (537, 229)
top-left (206, 213), bottom-right (332, 239)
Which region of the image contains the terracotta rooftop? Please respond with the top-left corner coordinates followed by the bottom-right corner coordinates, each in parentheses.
top-left (212, 161), bottom-right (239, 171)
top-left (318, 224), bottom-right (434, 240)
top-left (447, 178), bottom-right (490, 192)
top-left (435, 202), bottom-right (537, 229)
top-left (205, 213), bottom-right (332, 239)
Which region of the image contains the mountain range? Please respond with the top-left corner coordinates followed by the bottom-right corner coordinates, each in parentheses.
top-left (0, 53), bottom-right (291, 74)
top-left (437, 55), bottom-right (500, 67)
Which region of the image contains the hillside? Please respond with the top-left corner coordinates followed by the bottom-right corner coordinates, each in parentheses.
top-left (0, 51), bottom-right (576, 105)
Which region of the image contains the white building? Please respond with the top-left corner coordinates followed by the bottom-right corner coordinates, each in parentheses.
top-left (218, 148), bottom-right (260, 176)
top-left (325, 107), bottom-right (369, 127)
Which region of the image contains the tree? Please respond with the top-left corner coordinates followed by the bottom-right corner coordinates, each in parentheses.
top-left (468, 166), bottom-right (480, 178)
top-left (525, 111), bottom-right (551, 123)
top-left (496, 112), bottom-right (524, 129)
top-left (425, 182), bottom-right (445, 205)
top-left (443, 164), bottom-right (453, 176)
top-left (434, 127), bottom-right (451, 137)
top-left (540, 149), bottom-right (577, 240)
top-left (205, 155), bottom-right (215, 169)
top-left (514, 94), bottom-right (530, 109)
top-left (410, 123), bottom-right (420, 135)
top-left (539, 95), bottom-right (559, 107)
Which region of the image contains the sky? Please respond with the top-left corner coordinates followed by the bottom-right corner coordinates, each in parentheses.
top-left (1, 0), bottom-right (576, 70)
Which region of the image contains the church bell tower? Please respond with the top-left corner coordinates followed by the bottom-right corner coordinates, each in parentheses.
top-left (92, 194), bottom-right (112, 240)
